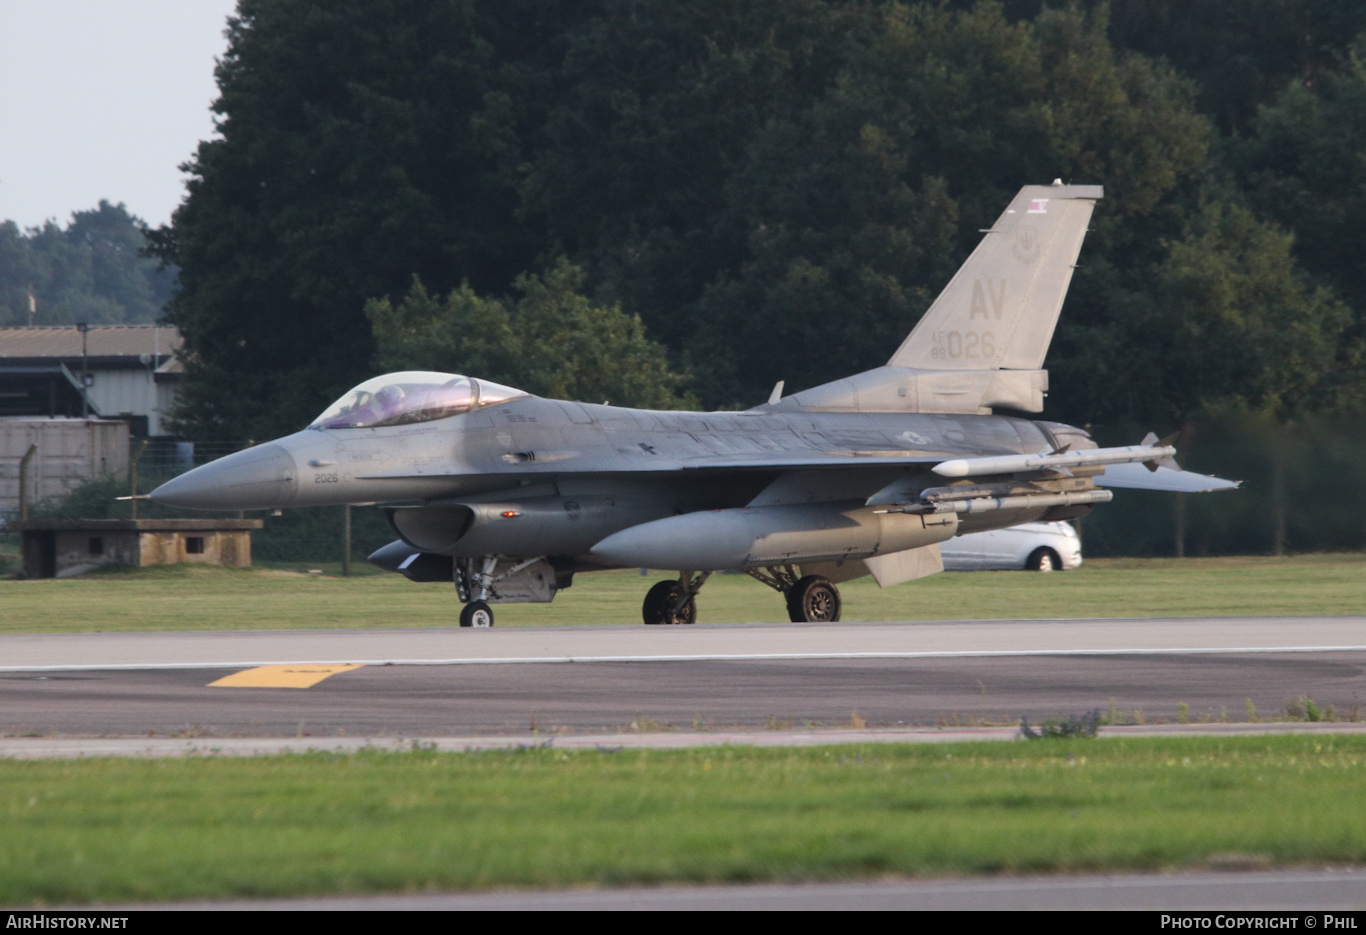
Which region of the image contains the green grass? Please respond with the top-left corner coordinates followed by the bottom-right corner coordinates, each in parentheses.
top-left (0, 553), bottom-right (1363, 634)
top-left (1, 735), bottom-right (1364, 905)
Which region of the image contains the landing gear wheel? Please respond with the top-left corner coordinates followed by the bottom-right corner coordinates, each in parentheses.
top-left (642, 580), bottom-right (697, 625)
top-left (786, 575), bottom-right (841, 623)
top-left (460, 600), bottom-right (494, 628)
top-left (1026, 548), bottom-right (1060, 572)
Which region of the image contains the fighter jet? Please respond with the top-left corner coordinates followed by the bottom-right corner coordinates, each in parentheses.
top-left (150, 182), bottom-right (1236, 627)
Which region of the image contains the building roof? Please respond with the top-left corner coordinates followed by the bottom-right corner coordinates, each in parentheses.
top-left (0, 325), bottom-right (182, 363)
top-left (16, 519), bottom-right (264, 531)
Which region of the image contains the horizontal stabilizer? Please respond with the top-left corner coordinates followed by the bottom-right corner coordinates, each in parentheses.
top-left (1094, 462), bottom-right (1240, 493)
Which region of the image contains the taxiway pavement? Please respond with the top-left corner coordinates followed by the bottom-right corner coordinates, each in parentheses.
top-left (2, 615), bottom-right (1365, 671)
top-left (107, 869), bottom-right (1366, 911)
top-left (0, 617), bottom-right (1363, 742)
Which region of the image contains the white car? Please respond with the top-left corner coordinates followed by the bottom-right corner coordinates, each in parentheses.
top-left (940, 521), bottom-right (1082, 572)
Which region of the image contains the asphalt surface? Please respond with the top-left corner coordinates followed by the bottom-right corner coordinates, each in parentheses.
top-left (1, 653), bottom-right (1365, 738)
top-left (8, 617), bottom-right (1366, 912)
top-left (106, 870), bottom-right (1366, 911)
top-left (0, 617), bottom-right (1362, 739)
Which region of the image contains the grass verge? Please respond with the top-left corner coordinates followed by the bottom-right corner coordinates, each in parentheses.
top-left (1, 735), bottom-right (1363, 905)
top-left (0, 553), bottom-right (1364, 634)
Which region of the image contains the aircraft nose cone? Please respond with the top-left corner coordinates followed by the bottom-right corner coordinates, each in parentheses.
top-left (149, 443), bottom-right (299, 511)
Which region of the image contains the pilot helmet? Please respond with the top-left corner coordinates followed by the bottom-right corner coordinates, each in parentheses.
top-left (375, 384), bottom-right (407, 407)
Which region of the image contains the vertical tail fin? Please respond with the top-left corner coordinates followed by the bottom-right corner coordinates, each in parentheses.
top-left (764, 182), bottom-right (1101, 415)
top-left (888, 182), bottom-right (1102, 371)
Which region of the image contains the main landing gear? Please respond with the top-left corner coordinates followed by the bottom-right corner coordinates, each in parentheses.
top-left (639, 566), bottom-right (843, 625)
top-left (746, 565), bottom-right (842, 623)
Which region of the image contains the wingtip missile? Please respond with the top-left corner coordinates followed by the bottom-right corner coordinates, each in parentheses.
top-left (932, 442), bottom-right (1179, 479)
top-left (1138, 431), bottom-right (1183, 472)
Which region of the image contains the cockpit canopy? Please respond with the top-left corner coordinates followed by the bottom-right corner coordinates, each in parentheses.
top-left (310, 371), bottom-right (529, 430)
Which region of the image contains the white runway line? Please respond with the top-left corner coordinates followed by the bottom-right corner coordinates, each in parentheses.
top-left (4, 643), bottom-right (1366, 673)
top-left (1, 616), bottom-right (1363, 672)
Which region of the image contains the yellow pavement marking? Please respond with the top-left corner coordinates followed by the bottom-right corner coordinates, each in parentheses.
top-left (208, 664), bottom-right (364, 688)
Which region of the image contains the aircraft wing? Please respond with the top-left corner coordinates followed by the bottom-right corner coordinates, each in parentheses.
top-left (679, 453), bottom-right (947, 471)
top-left (925, 440), bottom-right (1239, 493)
top-left (353, 451), bottom-right (952, 506)
top-left (354, 451), bottom-right (951, 481)
top-left (356, 446), bottom-right (1239, 493)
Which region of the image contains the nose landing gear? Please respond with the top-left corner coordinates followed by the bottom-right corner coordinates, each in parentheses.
top-left (460, 601), bottom-right (494, 628)
top-left (642, 571), bottom-right (709, 625)
top-left (454, 555), bottom-right (501, 627)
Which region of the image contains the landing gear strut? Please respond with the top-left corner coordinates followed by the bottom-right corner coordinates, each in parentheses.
top-left (745, 565), bottom-right (843, 623)
top-left (454, 554), bottom-right (548, 628)
top-left (455, 556), bottom-right (500, 627)
top-left (642, 571), bottom-right (709, 625)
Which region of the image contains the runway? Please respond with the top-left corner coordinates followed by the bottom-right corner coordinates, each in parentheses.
top-left (3, 615), bottom-right (1365, 670)
top-left (7, 616), bottom-right (1366, 911)
top-left (108, 869), bottom-right (1366, 911)
top-left (1, 616), bottom-right (1363, 741)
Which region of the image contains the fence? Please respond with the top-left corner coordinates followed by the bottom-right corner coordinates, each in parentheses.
top-left (4, 437), bottom-right (395, 566)
top-left (1080, 416), bottom-right (1366, 557)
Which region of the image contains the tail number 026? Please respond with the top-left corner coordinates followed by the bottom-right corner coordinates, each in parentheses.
top-left (930, 330), bottom-right (996, 361)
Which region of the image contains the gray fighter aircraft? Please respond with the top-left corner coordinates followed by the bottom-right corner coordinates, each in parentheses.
top-left (150, 182), bottom-right (1236, 627)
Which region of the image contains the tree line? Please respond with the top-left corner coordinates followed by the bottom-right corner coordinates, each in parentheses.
top-left (150, 0), bottom-right (1366, 443)
top-left (0, 201), bottom-right (175, 327)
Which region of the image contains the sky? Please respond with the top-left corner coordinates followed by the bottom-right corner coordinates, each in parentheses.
top-left (0, 0), bottom-right (238, 231)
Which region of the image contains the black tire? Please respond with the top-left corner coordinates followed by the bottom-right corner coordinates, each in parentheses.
top-left (642, 580), bottom-right (697, 625)
top-left (1026, 547), bottom-right (1061, 572)
top-left (786, 575), bottom-right (841, 623)
top-left (460, 600), bottom-right (494, 627)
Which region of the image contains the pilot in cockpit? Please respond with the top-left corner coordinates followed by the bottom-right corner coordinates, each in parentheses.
top-left (373, 384), bottom-right (408, 422)
top-left (312, 372), bottom-right (527, 430)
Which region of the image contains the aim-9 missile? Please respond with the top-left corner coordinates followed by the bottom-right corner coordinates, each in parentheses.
top-left (880, 488), bottom-right (1113, 516)
top-left (932, 440), bottom-right (1176, 479)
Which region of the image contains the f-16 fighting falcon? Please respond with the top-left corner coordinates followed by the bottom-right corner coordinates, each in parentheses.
top-left (151, 182), bottom-right (1237, 628)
